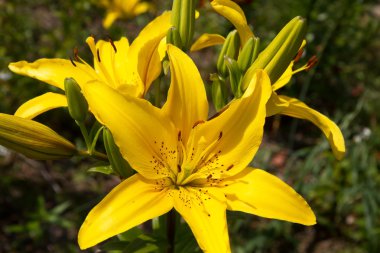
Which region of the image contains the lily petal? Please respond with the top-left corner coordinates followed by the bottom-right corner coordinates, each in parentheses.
top-left (82, 80), bottom-right (178, 179)
top-left (222, 167), bottom-right (316, 225)
top-left (186, 70), bottom-right (272, 180)
top-left (103, 11), bottom-right (120, 29)
top-left (78, 174), bottom-right (173, 249)
top-left (162, 45), bottom-right (208, 144)
top-left (15, 92), bottom-right (67, 119)
top-left (276, 95), bottom-right (345, 160)
top-left (8, 59), bottom-right (96, 90)
top-left (211, 0), bottom-right (254, 45)
top-left (173, 187), bottom-right (230, 253)
top-left (128, 11), bottom-right (171, 94)
top-left (190, 33), bottom-right (226, 52)
top-left (133, 2), bottom-right (153, 16)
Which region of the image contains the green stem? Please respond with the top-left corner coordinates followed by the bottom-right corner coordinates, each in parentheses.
top-left (78, 150), bottom-right (108, 161)
top-left (167, 210), bottom-right (176, 253)
top-left (77, 121), bottom-right (91, 150)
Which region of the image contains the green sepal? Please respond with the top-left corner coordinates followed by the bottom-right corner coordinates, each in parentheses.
top-left (225, 56), bottom-right (243, 98)
top-left (103, 128), bottom-right (134, 179)
top-left (64, 77), bottom-right (88, 122)
top-left (217, 30), bottom-right (240, 78)
top-left (237, 37), bottom-right (260, 73)
top-left (0, 113), bottom-right (77, 160)
top-left (243, 16), bottom-right (306, 89)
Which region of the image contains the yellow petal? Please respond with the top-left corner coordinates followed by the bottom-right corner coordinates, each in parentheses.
top-left (276, 95), bottom-right (346, 160)
top-left (211, 0), bottom-right (254, 45)
top-left (162, 45), bottom-right (208, 144)
top-left (186, 70), bottom-right (272, 181)
top-left (190, 33), bottom-right (226, 52)
top-left (133, 2), bottom-right (153, 16)
top-left (82, 80), bottom-right (178, 180)
top-left (173, 187), bottom-right (230, 252)
top-left (8, 59), bottom-right (96, 90)
top-left (78, 174), bottom-right (173, 249)
top-left (15, 92), bottom-right (68, 119)
top-left (128, 11), bottom-right (171, 94)
top-left (266, 92), bottom-right (290, 116)
top-left (272, 61), bottom-right (294, 91)
top-left (103, 11), bottom-right (120, 29)
top-left (222, 167), bottom-right (316, 225)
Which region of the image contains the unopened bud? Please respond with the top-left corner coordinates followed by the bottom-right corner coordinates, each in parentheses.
top-left (64, 78), bottom-right (88, 122)
top-left (0, 113), bottom-right (76, 160)
top-left (243, 16), bottom-right (307, 89)
top-left (171, 0), bottom-right (196, 50)
top-left (210, 74), bottom-right (227, 111)
top-left (237, 37), bottom-right (260, 73)
top-left (103, 128), bottom-right (133, 179)
top-left (224, 56), bottom-right (243, 98)
top-left (217, 30), bottom-right (240, 77)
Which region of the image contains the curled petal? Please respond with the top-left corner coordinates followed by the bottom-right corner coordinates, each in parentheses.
top-left (190, 33), bottom-right (225, 52)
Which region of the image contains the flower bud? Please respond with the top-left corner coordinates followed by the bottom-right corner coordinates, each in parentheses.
top-left (103, 128), bottom-right (134, 179)
top-left (64, 78), bottom-right (88, 122)
top-left (237, 36), bottom-right (260, 73)
top-left (171, 0), bottom-right (196, 50)
top-left (167, 26), bottom-right (183, 49)
top-left (210, 74), bottom-right (227, 111)
top-left (243, 16), bottom-right (306, 89)
top-left (0, 113), bottom-right (77, 160)
top-left (217, 30), bottom-right (240, 78)
top-left (224, 56), bottom-right (243, 98)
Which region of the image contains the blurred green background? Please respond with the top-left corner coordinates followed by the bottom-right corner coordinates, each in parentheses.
top-left (0, 0), bottom-right (379, 252)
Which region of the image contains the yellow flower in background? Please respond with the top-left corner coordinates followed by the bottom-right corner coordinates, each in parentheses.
top-left (193, 0), bottom-right (345, 160)
top-left (8, 11), bottom-right (170, 120)
top-left (101, 0), bottom-right (153, 29)
top-left (78, 45), bottom-right (316, 252)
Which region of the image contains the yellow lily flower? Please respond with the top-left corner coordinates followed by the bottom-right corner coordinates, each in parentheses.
top-left (100, 0), bottom-right (153, 29)
top-left (194, 0), bottom-right (345, 159)
top-left (8, 11), bottom-right (170, 120)
top-left (78, 45), bottom-right (316, 252)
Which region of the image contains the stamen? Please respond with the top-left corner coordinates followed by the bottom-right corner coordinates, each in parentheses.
top-left (178, 131), bottom-right (182, 141)
top-left (192, 120), bottom-right (205, 128)
top-left (177, 164), bottom-right (182, 173)
top-left (226, 164), bottom-right (234, 171)
top-left (218, 131), bottom-right (223, 141)
top-left (69, 57), bottom-right (77, 67)
top-left (294, 48), bottom-right (304, 63)
top-left (306, 55), bottom-right (318, 71)
top-left (73, 47), bottom-right (79, 61)
top-left (108, 37), bottom-right (117, 53)
top-left (96, 49), bottom-right (101, 62)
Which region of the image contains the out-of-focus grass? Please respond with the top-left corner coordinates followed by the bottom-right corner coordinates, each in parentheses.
top-left (0, 0), bottom-right (379, 252)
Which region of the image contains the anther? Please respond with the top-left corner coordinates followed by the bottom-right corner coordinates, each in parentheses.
top-left (207, 174), bottom-right (212, 180)
top-left (69, 57), bottom-right (77, 67)
top-left (226, 164), bottom-right (234, 171)
top-left (192, 120), bottom-right (205, 128)
top-left (108, 37), bottom-right (117, 53)
top-left (294, 48), bottom-right (304, 63)
top-left (177, 164), bottom-right (182, 173)
top-left (96, 49), bottom-right (101, 62)
top-left (218, 131), bottom-right (223, 141)
top-left (73, 47), bottom-right (79, 61)
top-left (178, 131), bottom-right (182, 141)
top-left (306, 55), bottom-right (318, 71)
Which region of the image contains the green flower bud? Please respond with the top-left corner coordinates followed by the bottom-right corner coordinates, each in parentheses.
top-left (171, 0), bottom-right (196, 50)
top-left (243, 16), bottom-right (306, 89)
top-left (64, 77), bottom-right (88, 122)
top-left (103, 128), bottom-right (134, 179)
top-left (210, 74), bottom-right (227, 111)
top-left (237, 37), bottom-right (260, 73)
top-left (217, 30), bottom-right (240, 78)
top-left (0, 113), bottom-right (76, 160)
top-left (225, 56), bottom-right (243, 98)
top-left (167, 26), bottom-right (183, 49)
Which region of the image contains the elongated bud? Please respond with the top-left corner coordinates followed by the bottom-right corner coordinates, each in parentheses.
top-left (210, 74), bottom-right (227, 111)
top-left (64, 78), bottom-right (88, 122)
top-left (243, 16), bottom-right (307, 89)
top-left (171, 0), bottom-right (196, 50)
top-left (0, 113), bottom-right (76, 160)
top-left (167, 26), bottom-right (183, 49)
top-left (217, 30), bottom-right (240, 77)
top-left (224, 56), bottom-right (243, 98)
top-left (103, 128), bottom-right (133, 179)
top-left (237, 37), bottom-right (260, 73)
